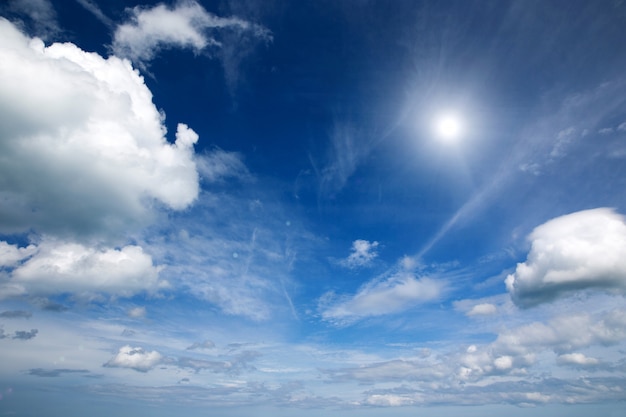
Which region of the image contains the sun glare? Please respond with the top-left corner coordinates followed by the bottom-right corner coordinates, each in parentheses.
top-left (433, 113), bottom-right (463, 143)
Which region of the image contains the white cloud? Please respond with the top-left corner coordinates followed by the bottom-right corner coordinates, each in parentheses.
top-left (618, 121), bottom-right (626, 132)
top-left (494, 309), bottom-right (626, 356)
top-left (111, 0), bottom-right (271, 67)
top-left (320, 273), bottom-right (444, 323)
top-left (105, 345), bottom-right (163, 372)
top-left (0, 239), bottom-right (163, 298)
top-left (506, 208), bottom-right (626, 307)
top-left (128, 307), bottom-right (147, 319)
top-left (0, 18), bottom-right (200, 239)
top-left (339, 239), bottom-right (379, 269)
top-left (466, 303), bottom-right (497, 317)
top-left (556, 353), bottom-right (600, 367)
top-left (0, 241), bottom-right (37, 267)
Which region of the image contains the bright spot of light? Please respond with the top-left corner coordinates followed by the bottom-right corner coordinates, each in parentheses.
top-left (433, 112), bottom-right (463, 143)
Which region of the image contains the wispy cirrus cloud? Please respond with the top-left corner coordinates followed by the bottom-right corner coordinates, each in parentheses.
top-left (320, 271), bottom-right (445, 324)
top-left (2, 0), bottom-right (60, 39)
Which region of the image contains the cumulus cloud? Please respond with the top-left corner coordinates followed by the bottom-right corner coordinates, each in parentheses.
top-left (104, 345), bottom-right (163, 372)
top-left (111, 0), bottom-right (271, 67)
top-left (339, 240), bottom-right (379, 269)
top-left (506, 208), bottom-right (626, 307)
top-left (466, 303), bottom-right (497, 317)
top-left (0, 239), bottom-right (163, 298)
top-left (556, 353), bottom-right (600, 367)
top-left (0, 18), bottom-right (200, 239)
top-left (320, 272), bottom-right (444, 323)
top-left (0, 242), bottom-right (37, 267)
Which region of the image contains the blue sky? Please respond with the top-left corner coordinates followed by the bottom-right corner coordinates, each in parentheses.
top-left (1, 0), bottom-right (626, 415)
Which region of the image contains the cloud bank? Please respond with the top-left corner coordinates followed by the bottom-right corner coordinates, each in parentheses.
top-left (506, 208), bottom-right (626, 307)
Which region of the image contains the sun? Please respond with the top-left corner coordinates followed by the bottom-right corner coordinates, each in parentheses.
top-left (433, 112), bottom-right (463, 143)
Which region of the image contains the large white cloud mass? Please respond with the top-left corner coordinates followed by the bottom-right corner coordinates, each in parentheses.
top-left (0, 17), bottom-right (199, 239)
top-left (506, 208), bottom-right (626, 307)
top-left (0, 239), bottom-right (164, 298)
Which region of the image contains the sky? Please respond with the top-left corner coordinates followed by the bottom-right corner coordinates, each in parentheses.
top-left (1, 0), bottom-right (626, 416)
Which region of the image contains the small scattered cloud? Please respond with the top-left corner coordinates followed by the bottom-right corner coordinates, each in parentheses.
top-left (0, 310), bottom-right (32, 319)
top-left (12, 329), bottom-right (38, 340)
top-left (506, 208), bottom-right (626, 307)
top-left (618, 121), bottom-right (626, 132)
top-left (556, 353), bottom-right (600, 367)
top-left (111, 0), bottom-right (271, 69)
top-left (466, 303), bottom-right (497, 317)
top-left (104, 345), bottom-right (163, 372)
top-left (187, 340), bottom-right (216, 350)
top-left (128, 307), bottom-right (147, 319)
top-left (320, 272), bottom-right (445, 323)
top-left (339, 240), bottom-right (379, 269)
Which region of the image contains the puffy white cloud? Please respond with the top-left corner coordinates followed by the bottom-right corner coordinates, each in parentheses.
top-left (0, 239), bottom-right (163, 298)
top-left (105, 345), bottom-right (163, 372)
top-left (0, 241), bottom-right (37, 267)
top-left (339, 239), bottom-right (379, 269)
top-left (111, 0), bottom-right (271, 66)
top-left (466, 303), bottom-right (497, 317)
top-left (557, 353), bottom-right (600, 367)
top-left (0, 18), bottom-right (199, 239)
top-left (320, 273), bottom-right (444, 323)
top-left (506, 208), bottom-right (626, 307)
